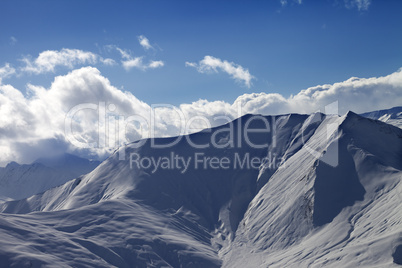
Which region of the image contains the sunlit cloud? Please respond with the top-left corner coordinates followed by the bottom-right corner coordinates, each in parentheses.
top-left (21, 49), bottom-right (98, 74)
top-left (186, 56), bottom-right (255, 88)
top-left (122, 57), bottom-right (144, 70)
top-left (115, 47), bottom-right (164, 71)
top-left (148, 60), bottom-right (164, 69)
top-left (101, 58), bottom-right (117, 66)
top-left (138, 35), bottom-right (153, 50)
top-left (0, 63), bottom-right (16, 82)
top-left (1, 66), bottom-right (401, 165)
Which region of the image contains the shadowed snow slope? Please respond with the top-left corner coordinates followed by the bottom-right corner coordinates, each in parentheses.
top-left (0, 112), bottom-right (402, 267)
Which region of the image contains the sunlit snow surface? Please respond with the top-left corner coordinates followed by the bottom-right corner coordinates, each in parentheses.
top-left (361, 106), bottom-right (402, 129)
top-left (0, 111), bottom-right (402, 267)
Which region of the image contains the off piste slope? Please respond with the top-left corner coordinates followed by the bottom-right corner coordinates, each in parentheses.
top-left (0, 153), bottom-right (100, 201)
top-left (224, 112), bottom-right (402, 267)
top-left (0, 112), bottom-right (401, 267)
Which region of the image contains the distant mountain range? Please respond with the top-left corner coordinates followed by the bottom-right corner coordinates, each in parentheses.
top-left (0, 153), bottom-right (100, 201)
top-left (360, 106), bottom-right (402, 128)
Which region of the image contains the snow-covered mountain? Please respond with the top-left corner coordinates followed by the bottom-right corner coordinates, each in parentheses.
top-left (361, 106), bottom-right (402, 128)
top-left (0, 111), bottom-right (401, 267)
top-left (0, 153), bottom-right (100, 201)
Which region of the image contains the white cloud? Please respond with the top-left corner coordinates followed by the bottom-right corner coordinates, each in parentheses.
top-left (344, 0), bottom-right (371, 10)
top-left (138, 35), bottom-right (153, 50)
top-left (185, 62), bottom-right (197, 68)
top-left (18, 46), bottom-right (156, 74)
top-left (21, 49), bottom-right (98, 74)
top-left (116, 47), bottom-right (131, 60)
top-left (122, 57), bottom-right (144, 70)
top-left (186, 56), bottom-right (255, 88)
top-left (101, 58), bottom-right (117, 66)
top-left (0, 63), bottom-right (16, 82)
top-left (0, 67), bottom-right (150, 165)
top-left (116, 47), bottom-right (164, 71)
top-left (0, 66), bottom-right (402, 165)
top-left (148, 60), bottom-right (164, 69)
top-left (233, 69), bottom-right (402, 115)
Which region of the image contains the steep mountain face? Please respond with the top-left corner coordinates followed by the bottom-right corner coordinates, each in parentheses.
top-left (225, 112), bottom-right (402, 267)
top-left (361, 106), bottom-right (402, 128)
top-left (0, 153), bottom-right (100, 201)
top-left (0, 112), bottom-right (401, 267)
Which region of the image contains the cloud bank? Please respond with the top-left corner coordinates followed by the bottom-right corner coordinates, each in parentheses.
top-left (1, 66), bottom-right (402, 165)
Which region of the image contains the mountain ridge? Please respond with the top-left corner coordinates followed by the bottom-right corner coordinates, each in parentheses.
top-left (0, 110), bottom-right (401, 267)
top-left (0, 153), bottom-right (100, 201)
top-left (360, 106), bottom-right (402, 128)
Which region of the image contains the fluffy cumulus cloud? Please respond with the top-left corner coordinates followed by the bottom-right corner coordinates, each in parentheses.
top-left (186, 56), bottom-right (255, 88)
top-left (21, 49), bottom-right (100, 74)
top-left (234, 69), bottom-right (402, 115)
top-left (0, 67), bottom-right (149, 165)
top-left (0, 66), bottom-right (402, 165)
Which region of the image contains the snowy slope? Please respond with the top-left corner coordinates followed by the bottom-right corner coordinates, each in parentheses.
top-left (0, 153), bottom-right (100, 201)
top-left (0, 112), bottom-right (401, 267)
top-left (361, 106), bottom-right (402, 129)
top-left (224, 112), bottom-right (402, 267)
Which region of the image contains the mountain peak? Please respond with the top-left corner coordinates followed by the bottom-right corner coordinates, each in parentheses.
top-left (0, 110), bottom-right (401, 267)
top-left (5, 161), bottom-right (20, 169)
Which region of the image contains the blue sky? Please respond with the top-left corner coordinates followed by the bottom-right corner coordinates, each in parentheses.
top-left (1, 0), bottom-right (402, 105)
top-left (1, 0), bottom-right (402, 165)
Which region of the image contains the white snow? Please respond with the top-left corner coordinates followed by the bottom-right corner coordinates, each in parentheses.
top-left (0, 153), bottom-right (99, 201)
top-left (0, 110), bottom-right (401, 267)
top-left (361, 106), bottom-right (402, 129)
